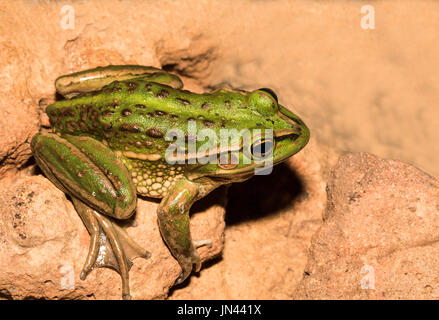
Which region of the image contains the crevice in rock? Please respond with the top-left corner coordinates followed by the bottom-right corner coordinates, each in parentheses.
top-left (226, 162), bottom-right (306, 225)
top-left (0, 289), bottom-right (12, 300)
top-left (158, 44), bottom-right (217, 80)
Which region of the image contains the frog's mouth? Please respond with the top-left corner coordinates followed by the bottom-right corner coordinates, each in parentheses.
top-left (277, 105), bottom-right (307, 129)
top-left (207, 170), bottom-right (256, 183)
top-left (271, 104), bottom-right (310, 164)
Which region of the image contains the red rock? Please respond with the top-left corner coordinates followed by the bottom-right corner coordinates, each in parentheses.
top-left (0, 175), bottom-right (226, 299)
top-left (295, 152), bottom-right (439, 299)
top-left (0, 41), bottom-right (39, 178)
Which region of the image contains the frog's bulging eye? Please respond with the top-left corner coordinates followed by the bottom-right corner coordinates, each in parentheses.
top-left (251, 139), bottom-right (274, 159)
top-left (258, 88), bottom-right (278, 103)
top-left (248, 88), bottom-right (278, 116)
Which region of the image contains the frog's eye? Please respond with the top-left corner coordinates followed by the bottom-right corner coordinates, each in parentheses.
top-left (248, 88), bottom-right (278, 116)
top-left (258, 88), bottom-right (278, 103)
top-left (251, 138), bottom-right (275, 159)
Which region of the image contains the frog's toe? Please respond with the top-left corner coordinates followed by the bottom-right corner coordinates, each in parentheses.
top-left (193, 238), bottom-right (212, 249)
top-left (175, 249), bottom-right (202, 285)
top-left (193, 255), bottom-right (202, 273)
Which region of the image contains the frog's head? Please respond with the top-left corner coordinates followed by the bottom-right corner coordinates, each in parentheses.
top-left (246, 87), bottom-right (310, 167)
top-left (185, 88), bottom-right (310, 183)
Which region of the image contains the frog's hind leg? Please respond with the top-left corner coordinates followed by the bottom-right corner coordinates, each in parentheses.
top-left (72, 198), bottom-right (150, 300)
top-left (55, 65), bottom-right (183, 98)
top-left (31, 133), bottom-right (150, 299)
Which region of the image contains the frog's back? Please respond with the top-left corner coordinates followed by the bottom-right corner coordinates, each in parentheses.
top-left (47, 79), bottom-right (293, 158)
top-left (46, 79), bottom-right (248, 198)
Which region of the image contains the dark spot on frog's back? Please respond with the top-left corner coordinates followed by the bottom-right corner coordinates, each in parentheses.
top-left (104, 86), bottom-right (122, 94)
top-left (155, 110), bottom-right (168, 116)
top-left (176, 97), bottom-right (191, 106)
top-left (147, 110), bottom-right (168, 117)
top-left (156, 89), bottom-right (170, 98)
top-left (146, 127), bottom-right (164, 138)
top-left (203, 120), bottom-right (216, 128)
top-left (119, 123), bottom-right (141, 133)
top-left (102, 110), bottom-right (114, 117)
top-left (201, 102), bottom-right (211, 109)
top-left (134, 104), bottom-right (146, 109)
top-left (125, 82), bottom-right (139, 90)
top-left (121, 109), bottom-right (132, 117)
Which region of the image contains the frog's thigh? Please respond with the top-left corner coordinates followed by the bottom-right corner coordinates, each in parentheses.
top-left (55, 65), bottom-right (182, 97)
top-left (55, 65), bottom-right (160, 96)
top-left (157, 178), bottom-right (202, 284)
top-left (31, 133), bottom-right (137, 220)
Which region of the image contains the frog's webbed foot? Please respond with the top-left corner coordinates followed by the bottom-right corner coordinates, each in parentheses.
top-left (72, 199), bottom-right (150, 300)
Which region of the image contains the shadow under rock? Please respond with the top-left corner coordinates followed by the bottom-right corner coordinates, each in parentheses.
top-left (225, 162), bottom-right (306, 226)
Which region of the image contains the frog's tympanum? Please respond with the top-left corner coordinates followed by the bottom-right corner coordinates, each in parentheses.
top-left (31, 65), bottom-right (309, 299)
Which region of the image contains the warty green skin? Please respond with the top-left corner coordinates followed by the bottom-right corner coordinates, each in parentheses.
top-left (31, 65), bottom-right (310, 299)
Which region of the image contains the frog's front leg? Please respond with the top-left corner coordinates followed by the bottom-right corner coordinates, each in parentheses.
top-left (31, 133), bottom-right (149, 299)
top-left (157, 178), bottom-right (210, 284)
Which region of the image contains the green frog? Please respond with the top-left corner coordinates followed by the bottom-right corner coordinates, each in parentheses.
top-left (31, 65), bottom-right (309, 299)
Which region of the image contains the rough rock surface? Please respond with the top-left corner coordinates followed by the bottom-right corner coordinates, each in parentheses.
top-left (0, 174), bottom-right (226, 299)
top-left (170, 140), bottom-right (339, 299)
top-left (0, 41), bottom-right (39, 177)
top-left (295, 153), bottom-right (439, 299)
